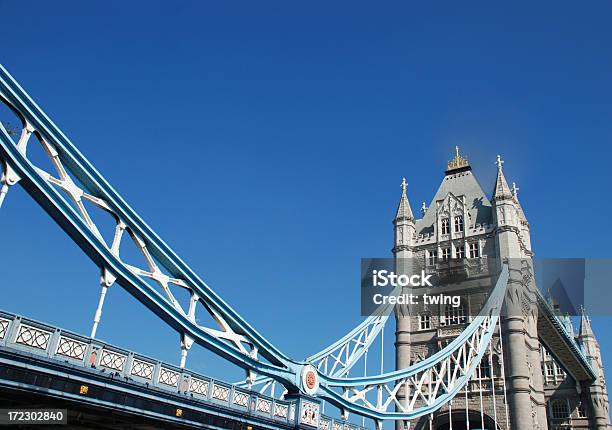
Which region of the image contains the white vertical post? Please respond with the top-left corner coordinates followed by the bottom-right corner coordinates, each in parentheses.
top-left (0, 183), bottom-right (8, 209)
top-left (180, 333), bottom-right (194, 369)
top-left (489, 336), bottom-right (498, 427)
top-left (465, 384), bottom-right (470, 429)
top-left (1, 125), bottom-right (32, 210)
top-left (0, 160), bottom-right (12, 210)
top-left (477, 323), bottom-right (486, 430)
top-left (91, 282), bottom-right (108, 338)
top-left (362, 349), bottom-right (368, 427)
top-left (180, 343), bottom-right (188, 368)
top-left (322, 357), bottom-right (328, 413)
top-left (498, 319), bottom-right (510, 430)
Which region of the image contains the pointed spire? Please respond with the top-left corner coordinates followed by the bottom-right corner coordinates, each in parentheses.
top-left (512, 181), bottom-right (528, 221)
top-left (395, 177), bottom-right (414, 221)
top-left (493, 154), bottom-right (513, 201)
top-left (578, 305), bottom-right (594, 339)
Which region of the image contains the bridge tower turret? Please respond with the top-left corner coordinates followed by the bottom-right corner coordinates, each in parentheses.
top-left (393, 177), bottom-right (415, 430)
top-left (492, 155), bottom-right (525, 257)
top-left (393, 177), bottom-right (415, 370)
top-left (492, 155), bottom-right (548, 429)
top-left (577, 307), bottom-right (611, 429)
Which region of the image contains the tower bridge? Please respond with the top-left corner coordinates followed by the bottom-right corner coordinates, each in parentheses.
top-left (0, 64), bottom-right (609, 429)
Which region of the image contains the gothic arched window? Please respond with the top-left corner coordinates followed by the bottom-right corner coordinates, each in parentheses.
top-left (454, 215), bottom-right (464, 232)
top-left (428, 249), bottom-right (437, 266)
top-left (551, 399), bottom-right (570, 419)
top-left (469, 242), bottom-right (479, 258)
top-left (441, 218), bottom-right (449, 235)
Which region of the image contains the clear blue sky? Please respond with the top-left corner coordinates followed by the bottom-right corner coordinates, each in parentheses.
top-left (1, 0), bottom-right (611, 417)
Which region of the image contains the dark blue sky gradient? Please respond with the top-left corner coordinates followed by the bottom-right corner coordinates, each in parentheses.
top-left (1, 0), bottom-right (611, 413)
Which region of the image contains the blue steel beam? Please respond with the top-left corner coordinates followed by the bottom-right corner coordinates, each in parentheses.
top-left (0, 64), bottom-right (302, 390)
top-left (0, 64), bottom-right (519, 422)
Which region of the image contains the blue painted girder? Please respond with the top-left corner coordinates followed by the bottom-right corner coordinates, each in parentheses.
top-left (0, 64), bottom-right (302, 390)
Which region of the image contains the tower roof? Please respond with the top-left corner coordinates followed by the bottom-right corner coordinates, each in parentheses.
top-left (394, 177), bottom-right (414, 221)
top-left (492, 155), bottom-right (513, 201)
top-left (416, 148), bottom-right (493, 235)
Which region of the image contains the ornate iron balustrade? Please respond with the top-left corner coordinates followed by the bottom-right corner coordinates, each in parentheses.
top-left (0, 310), bottom-right (365, 430)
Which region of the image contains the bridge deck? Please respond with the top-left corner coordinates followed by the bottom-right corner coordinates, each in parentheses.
top-left (0, 311), bottom-right (362, 430)
top-left (536, 292), bottom-right (596, 383)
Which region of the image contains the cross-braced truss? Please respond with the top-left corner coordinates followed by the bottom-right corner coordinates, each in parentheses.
top-left (0, 64), bottom-right (511, 423)
top-left (243, 314), bottom-right (389, 395)
top-left (319, 265), bottom-right (508, 421)
top-left (0, 65), bottom-right (299, 388)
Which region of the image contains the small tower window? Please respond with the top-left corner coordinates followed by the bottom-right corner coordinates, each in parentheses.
top-left (418, 314), bottom-right (431, 330)
top-left (555, 363), bottom-right (565, 376)
top-left (441, 248), bottom-right (450, 262)
top-left (455, 245), bottom-right (465, 259)
top-left (428, 250), bottom-right (437, 266)
top-left (454, 216), bottom-right (464, 232)
top-left (551, 399), bottom-right (570, 419)
top-left (477, 356), bottom-right (491, 379)
top-left (469, 242), bottom-right (480, 258)
top-left (577, 402), bottom-right (587, 418)
top-left (442, 303), bottom-right (466, 326)
top-left (441, 218), bottom-right (449, 235)
top-left (546, 363), bottom-right (554, 377)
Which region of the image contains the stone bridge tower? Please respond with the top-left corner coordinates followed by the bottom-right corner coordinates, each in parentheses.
top-left (393, 148), bottom-right (610, 429)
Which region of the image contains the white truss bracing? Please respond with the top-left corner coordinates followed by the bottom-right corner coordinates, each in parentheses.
top-left (321, 317), bottom-right (498, 420)
top-left (318, 265), bottom-right (509, 421)
top-left (246, 315), bottom-right (389, 396)
top-left (28, 129), bottom-right (257, 359)
top-left (0, 64), bottom-right (514, 424)
top-left (0, 65), bottom-right (297, 385)
top-left (310, 316), bottom-right (388, 378)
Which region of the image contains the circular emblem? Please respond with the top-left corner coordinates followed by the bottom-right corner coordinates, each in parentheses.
top-left (301, 365), bottom-right (319, 395)
top-left (306, 371), bottom-right (316, 389)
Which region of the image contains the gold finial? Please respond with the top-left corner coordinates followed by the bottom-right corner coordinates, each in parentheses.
top-left (446, 146), bottom-right (469, 172)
